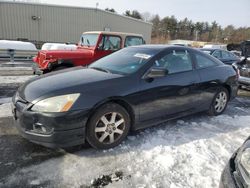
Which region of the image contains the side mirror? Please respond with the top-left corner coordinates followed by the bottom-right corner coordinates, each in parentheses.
top-left (146, 68), bottom-right (168, 78)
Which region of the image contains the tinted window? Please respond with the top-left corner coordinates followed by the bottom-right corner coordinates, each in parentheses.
top-left (212, 50), bottom-right (222, 58)
top-left (153, 50), bottom-right (193, 74)
top-left (99, 35), bottom-right (121, 51)
top-left (125, 36), bottom-right (144, 47)
top-left (89, 47), bottom-right (158, 75)
top-left (195, 53), bottom-right (218, 69)
top-left (228, 51), bottom-right (237, 58)
top-left (221, 51), bottom-right (231, 59)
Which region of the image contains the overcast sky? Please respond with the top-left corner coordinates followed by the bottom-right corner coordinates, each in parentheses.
top-left (18, 0), bottom-right (250, 27)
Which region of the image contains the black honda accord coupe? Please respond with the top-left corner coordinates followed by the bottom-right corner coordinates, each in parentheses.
top-left (12, 45), bottom-right (238, 149)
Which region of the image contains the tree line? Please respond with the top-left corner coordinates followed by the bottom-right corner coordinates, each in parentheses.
top-left (105, 8), bottom-right (250, 44)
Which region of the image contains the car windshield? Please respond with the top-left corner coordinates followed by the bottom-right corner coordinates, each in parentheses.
top-left (89, 47), bottom-right (158, 75)
top-left (80, 34), bottom-right (99, 47)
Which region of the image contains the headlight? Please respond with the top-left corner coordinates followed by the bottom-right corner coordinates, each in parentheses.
top-left (241, 148), bottom-right (250, 174)
top-left (31, 93), bottom-right (80, 112)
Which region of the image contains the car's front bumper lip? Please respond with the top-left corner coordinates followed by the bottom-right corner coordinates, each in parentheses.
top-left (13, 102), bottom-right (90, 148)
top-left (15, 122), bottom-right (86, 148)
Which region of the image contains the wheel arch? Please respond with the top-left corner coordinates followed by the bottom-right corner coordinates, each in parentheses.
top-left (86, 97), bottom-right (136, 130)
top-left (222, 84), bottom-right (232, 99)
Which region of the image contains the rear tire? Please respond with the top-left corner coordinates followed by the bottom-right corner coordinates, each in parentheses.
top-left (208, 87), bottom-right (229, 116)
top-left (86, 103), bottom-right (130, 149)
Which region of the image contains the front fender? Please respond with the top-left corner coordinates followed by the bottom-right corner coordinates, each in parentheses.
top-left (41, 59), bottom-right (57, 70)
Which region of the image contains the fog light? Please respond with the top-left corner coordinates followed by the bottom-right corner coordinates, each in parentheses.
top-left (32, 123), bottom-right (53, 134)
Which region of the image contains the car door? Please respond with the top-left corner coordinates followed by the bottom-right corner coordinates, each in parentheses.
top-left (94, 35), bottom-right (122, 61)
top-left (193, 51), bottom-right (225, 108)
top-left (138, 49), bottom-right (201, 124)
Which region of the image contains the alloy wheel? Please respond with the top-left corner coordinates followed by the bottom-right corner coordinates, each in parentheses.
top-left (214, 91), bottom-right (228, 113)
top-left (95, 112), bottom-right (125, 144)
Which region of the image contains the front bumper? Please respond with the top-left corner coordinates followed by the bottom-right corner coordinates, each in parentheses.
top-left (32, 63), bottom-right (44, 75)
top-left (220, 152), bottom-right (239, 188)
top-left (12, 100), bottom-right (90, 148)
top-left (220, 143), bottom-right (250, 188)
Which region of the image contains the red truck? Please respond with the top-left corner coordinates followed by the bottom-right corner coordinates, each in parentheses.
top-left (33, 31), bottom-right (145, 74)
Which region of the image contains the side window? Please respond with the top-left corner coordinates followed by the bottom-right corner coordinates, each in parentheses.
top-left (153, 50), bottom-right (193, 74)
top-left (195, 53), bottom-right (218, 69)
top-left (212, 50), bottom-right (222, 58)
top-left (125, 36), bottom-right (144, 47)
top-left (99, 35), bottom-right (121, 51)
top-left (221, 51), bottom-right (231, 59)
top-left (228, 52), bottom-right (235, 58)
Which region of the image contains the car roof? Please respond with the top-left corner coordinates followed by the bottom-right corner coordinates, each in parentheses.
top-left (200, 48), bottom-right (217, 51)
top-left (131, 44), bottom-right (186, 50)
top-left (82, 31), bottom-right (143, 37)
top-left (127, 44), bottom-right (197, 53)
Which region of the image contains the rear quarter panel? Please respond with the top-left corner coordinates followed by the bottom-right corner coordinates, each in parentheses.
top-left (197, 65), bottom-right (238, 109)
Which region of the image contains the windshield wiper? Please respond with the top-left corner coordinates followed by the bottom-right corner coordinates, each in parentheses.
top-left (90, 67), bottom-right (111, 73)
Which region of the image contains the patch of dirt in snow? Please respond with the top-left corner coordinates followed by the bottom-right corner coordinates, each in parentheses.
top-left (1, 113), bottom-right (250, 188)
top-left (87, 171), bottom-right (124, 188)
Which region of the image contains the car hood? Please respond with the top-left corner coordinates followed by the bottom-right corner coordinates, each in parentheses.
top-left (18, 67), bottom-right (123, 102)
top-left (38, 49), bottom-right (93, 59)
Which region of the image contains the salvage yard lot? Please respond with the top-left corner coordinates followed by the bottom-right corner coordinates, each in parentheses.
top-left (0, 61), bottom-right (250, 188)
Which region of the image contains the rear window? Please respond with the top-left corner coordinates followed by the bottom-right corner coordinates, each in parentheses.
top-left (195, 53), bottom-right (219, 69)
top-left (125, 36), bottom-right (144, 47)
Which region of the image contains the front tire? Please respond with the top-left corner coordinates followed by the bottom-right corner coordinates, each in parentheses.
top-left (86, 103), bottom-right (131, 149)
top-left (208, 87), bottom-right (229, 116)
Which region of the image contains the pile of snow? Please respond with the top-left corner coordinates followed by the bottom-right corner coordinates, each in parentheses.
top-left (41, 43), bottom-right (77, 50)
top-left (2, 112), bottom-right (250, 187)
top-left (0, 97), bottom-right (12, 104)
top-left (0, 76), bottom-right (35, 86)
top-left (0, 40), bottom-right (37, 51)
top-left (0, 103), bottom-right (12, 118)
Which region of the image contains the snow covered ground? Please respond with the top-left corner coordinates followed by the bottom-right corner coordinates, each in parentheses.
top-left (0, 76), bottom-right (35, 86)
top-left (1, 98), bottom-right (250, 188)
top-left (0, 103), bottom-right (12, 118)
